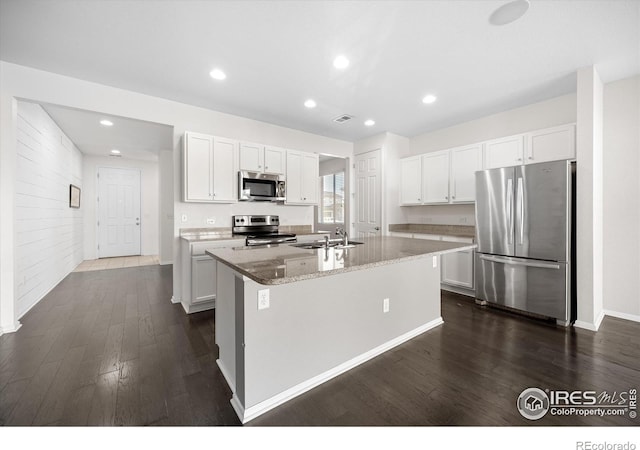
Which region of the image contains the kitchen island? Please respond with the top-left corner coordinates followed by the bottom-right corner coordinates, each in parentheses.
top-left (206, 236), bottom-right (476, 423)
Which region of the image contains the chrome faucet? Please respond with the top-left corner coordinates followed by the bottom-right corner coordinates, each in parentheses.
top-left (324, 234), bottom-right (330, 249)
top-left (336, 227), bottom-right (348, 246)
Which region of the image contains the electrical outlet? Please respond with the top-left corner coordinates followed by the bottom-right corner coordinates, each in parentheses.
top-left (206, 217), bottom-right (216, 225)
top-left (432, 256), bottom-right (438, 268)
top-left (181, 214), bottom-right (188, 223)
top-left (257, 289), bottom-right (270, 310)
top-left (383, 298), bottom-right (390, 313)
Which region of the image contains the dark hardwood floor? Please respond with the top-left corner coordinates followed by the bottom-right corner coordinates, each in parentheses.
top-left (0, 264), bottom-right (638, 426)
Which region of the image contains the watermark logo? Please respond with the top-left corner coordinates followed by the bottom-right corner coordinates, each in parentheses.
top-left (517, 387), bottom-right (550, 420)
top-left (517, 387), bottom-right (637, 420)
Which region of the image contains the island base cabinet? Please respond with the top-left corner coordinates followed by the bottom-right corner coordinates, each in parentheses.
top-left (215, 257), bottom-right (444, 424)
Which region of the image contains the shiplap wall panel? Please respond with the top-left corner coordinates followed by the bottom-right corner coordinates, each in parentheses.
top-left (15, 102), bottom-right (83, 318)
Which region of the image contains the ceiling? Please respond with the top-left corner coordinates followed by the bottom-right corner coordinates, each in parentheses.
top-left (1, 1), bottom-right (638, 142)
top-left (41, 103), bottom-right (174, 161)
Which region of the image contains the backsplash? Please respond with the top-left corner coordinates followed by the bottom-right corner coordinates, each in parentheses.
top-left (402, 204), bottom-right (475, 226)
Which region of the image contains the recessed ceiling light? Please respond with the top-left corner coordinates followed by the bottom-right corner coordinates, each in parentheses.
top-left (422, 94), bottom-right (438, 104)
top-left (304, 99), bottom-right (317, 109)
top-left (489, 0), bottom-right (530, 26)
top-left (333, 55), bottom-right (350, 70)
top-left (364, 119), bottom-right (375, 127)
top-left (100, 119), bottom-right (113, 127)
top-left (209, 69), bottom-right (226, 80)
top-left (110, 149), bottom-right (121, 155)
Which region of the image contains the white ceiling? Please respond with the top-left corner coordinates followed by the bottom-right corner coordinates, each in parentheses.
top-left (1, 1), bottom-right (638, 142)
top-left (41, 103), bottom-right (174, 161)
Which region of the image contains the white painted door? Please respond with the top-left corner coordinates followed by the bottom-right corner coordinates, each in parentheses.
top-left (450, 144), bottom-right (482, 203)
top-left (239, 142), bottom-right (263, 172)
top-left (97, 167), bottom-right (141, 258)
top-left (264, 146), bottom-right (285, 175)
top-left (422, 150), bottom-right (450, 204)
top-left (354, 149), bottom-right (381, 239)
top-left (301, 152), bottom-right (319, 204)
top-left (525, 124), bottom-right (576, 164)
top-left (483, 134), bottom-right (524, 169)
top-left (212, 137), bottom-right (237, 202)
top-left (400, 156), bottom-right (422, 205)
top-left (184, 132), bottom-right (213, 201)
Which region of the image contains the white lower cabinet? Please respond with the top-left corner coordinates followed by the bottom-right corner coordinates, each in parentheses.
top-left (440, 236), bottom-right (474, 289)
top-left (403, 232), bottom-right (474, 294)
top-left (192, 255), bottom-right (216, 303)
top-left (181, 238), bottom-right (244, 313)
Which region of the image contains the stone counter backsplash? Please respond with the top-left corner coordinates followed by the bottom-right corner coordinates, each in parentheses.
top-left (388, 223), bottom-right (475, 238)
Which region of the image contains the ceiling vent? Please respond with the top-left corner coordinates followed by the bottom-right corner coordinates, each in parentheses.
top-left (109, 154), bottom-right (122, 158)
top-left (333, 114), bottom-right (354, 123)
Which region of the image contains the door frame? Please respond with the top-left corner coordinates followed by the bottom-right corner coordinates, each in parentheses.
top-left (96, 166), bottom-right (142, 259)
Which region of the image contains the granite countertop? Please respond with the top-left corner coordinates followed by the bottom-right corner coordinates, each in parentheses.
top-left (206, 236), bottom-right (476, 285)
top-left (388, 224), bottom-right (475, 239)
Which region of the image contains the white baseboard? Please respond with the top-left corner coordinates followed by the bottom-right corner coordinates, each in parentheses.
top-left (0, 321), bottom-right (22, 336)
top-left (181, 300), bottom-right (215, 314)
top-left (441, 284), bottom-right (475, 297)
top-left (233, 316), bottom-right (444, 424)
top-left (604, 309), bottom-right (640, 324)
top-left (217, 359), bottom-right (236, 393)
top-left (171, 295), bottom-right (180, 304)
top-left (159, 260), bottom-right (173, 266)
top-left (574, 309), bottom-right (605, 332)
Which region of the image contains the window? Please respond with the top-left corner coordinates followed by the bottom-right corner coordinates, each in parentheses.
top-left (320, 172), bottom-right (344, 224)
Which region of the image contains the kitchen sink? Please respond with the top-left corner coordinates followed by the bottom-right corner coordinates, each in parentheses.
top-left (290, 241), bottom-right (363, 250)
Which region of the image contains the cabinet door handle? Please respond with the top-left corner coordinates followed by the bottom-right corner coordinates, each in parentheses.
top-left (265, 166), bottom-right (268, 169)
top-left (528, 156), bottom-right (533, 160)
top-left (452, 195), bottom-right (455, 199)
top-left (418, 198), bottom-right (421, 201)
top-left (258, 165), bottom-right (262, 168)
top-left (445, 196), bottom-right (448, 200)
top-left (517, 158), bottom-right (522, 161)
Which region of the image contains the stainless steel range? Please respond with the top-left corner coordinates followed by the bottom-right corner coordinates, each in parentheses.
top-left (232, 215), bottom-right (297, 246)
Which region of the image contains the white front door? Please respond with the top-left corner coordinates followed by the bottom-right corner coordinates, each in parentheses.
top-left (97, 167), bottom-right (141, 258)
top-left (354, 149), bottom-right (382, 239)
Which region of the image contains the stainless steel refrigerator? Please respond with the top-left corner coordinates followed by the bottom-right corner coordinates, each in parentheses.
top-left (474, 160), bottom-right (576, 325)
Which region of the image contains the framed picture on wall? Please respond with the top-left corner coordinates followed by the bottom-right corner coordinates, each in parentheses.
top-left (69, 184), bottom-right (81, 208)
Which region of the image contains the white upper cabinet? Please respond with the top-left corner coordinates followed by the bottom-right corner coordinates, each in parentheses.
top-left (525, 124), bottom-right (576, 164)
top-left (239, 142), bottom-right (264, 172)
top-left (422, 150), bottom-right (450, 204)
top-left (183, 132), bottom-right (237, 203)
top-left (263, 146), bottom-right (286, 175)
top-left (483, 134), bottom-right (524, 169)
top-left (212, 137), bottom-right (237, 202)
top-left (286, 150), bottom-right (318, 205)
top-left (450, 144), bottom-right (482, 203)
top-left (184, 132), bottom-right (213, 202)
top-left (240, 143), bottom-right (286, 175)
top-left (399, 156), bottom-right (422, 205)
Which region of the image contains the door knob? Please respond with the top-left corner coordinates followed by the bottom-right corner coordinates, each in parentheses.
top-left (374, 227), bottom-right (380, 231)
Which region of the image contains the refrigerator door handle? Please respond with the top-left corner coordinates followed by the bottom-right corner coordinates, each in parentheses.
top-left (506, 178), bottom-right (513, 245)
top-left (479, 254), bottom-right (561, 270)
top-left (517, 177), bottom-right (524, 245)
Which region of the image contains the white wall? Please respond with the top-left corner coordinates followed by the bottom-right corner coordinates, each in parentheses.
top-left (402, 93), bottom-right (578, 226)
top-left (14, 101), bottom-right (83, 319)
top-left (575, 66), bottom-right (605, 331)
top-left (159, 150), bottom-right (174, 264)
top-left (0, 61), bottom-right (353, 322)
top-left (603, 75), bottom-right (640, 320)
top-left (82, 155), bottom-right (160, 259)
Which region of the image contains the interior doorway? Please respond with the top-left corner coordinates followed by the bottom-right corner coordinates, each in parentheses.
top-left (97, 167), bottom-right (141, 258)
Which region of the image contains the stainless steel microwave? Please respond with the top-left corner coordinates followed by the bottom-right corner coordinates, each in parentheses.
top-left (238, 171), bottom-right (286, 202)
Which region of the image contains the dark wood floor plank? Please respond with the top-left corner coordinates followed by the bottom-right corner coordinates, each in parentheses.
top-left (120, 318), bottom-right (140, 362)
top-left (6, 360), bottom-right (62, 425)
top-left (98, 323), bottom-right (124, 375)
top-left (59, 384), bottom-right (96, 426)
top-left (114, 359), bottom-right (141, 425)
top-left (0, 378), bottom-right (30, 425)
top-left (86, 370), bottom-right (119, 426)
top-left (33, 346), bottom-right (87, 425)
